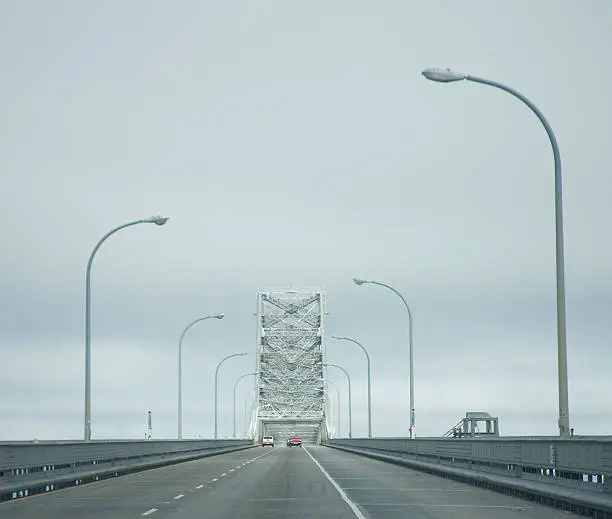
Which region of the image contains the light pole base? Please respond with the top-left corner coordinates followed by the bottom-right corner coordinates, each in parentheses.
top-left (558, 416), bottom-right (571, 437)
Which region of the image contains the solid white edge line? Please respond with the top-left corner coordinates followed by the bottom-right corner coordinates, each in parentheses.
top-left (303, 447), bottom-right (367, 519)
top-left (142, 508), bottom-right (158, 516)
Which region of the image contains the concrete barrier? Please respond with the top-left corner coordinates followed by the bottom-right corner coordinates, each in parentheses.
top-left (0, 439), bottom-right (254, 502)
top-left (328, 438), bottom-right (612, 517)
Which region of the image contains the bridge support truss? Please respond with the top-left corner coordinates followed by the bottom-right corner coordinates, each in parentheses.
top-left (254, 289), bottom-right (328, 445)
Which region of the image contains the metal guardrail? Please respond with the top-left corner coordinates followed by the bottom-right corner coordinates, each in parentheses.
top-left (0, 439), bottom-right (254, 502)
top-left (328, 437), bottom-right (612, 517)
top-left (329, 437), bottom-right (612, 492)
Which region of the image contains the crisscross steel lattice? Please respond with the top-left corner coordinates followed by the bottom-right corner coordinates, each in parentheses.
top-left (255, 290), bottom-right (327, 441)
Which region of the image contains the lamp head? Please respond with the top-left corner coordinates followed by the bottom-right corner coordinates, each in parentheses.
top-left (421, 68), bottom-right (467, 83)
top-left (144, 215), bottom-right (170, 226)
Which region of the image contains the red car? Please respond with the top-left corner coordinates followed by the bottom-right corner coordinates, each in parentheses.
top-left (287, 436), bottom-right (302, 447)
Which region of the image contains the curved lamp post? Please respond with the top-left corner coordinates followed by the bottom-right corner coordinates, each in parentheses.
top-left (248, 405), bottom-right (264, 439)
top-left (320, 389), bottom-right (336, 441)
top-left (178, 314), bottom-right (224, 439)
top-left (327, 379), bottom-right (341, 437)
top-left (422, 68), bottom-right (570, 437)
top-left (215, 352), bottom-right (248, 439)
top-left (332, 335), bottom-right (372, 438)
top-left (244, 389), bottom-right (255, 438)
top-left (354, 278), bottom-right (415, 438)
top-left (84, 215), bottom-right (169, 441)
top-left (325, 363), bottom-right (352, 439)
top-left (233, 372), bottom-right (258, 438)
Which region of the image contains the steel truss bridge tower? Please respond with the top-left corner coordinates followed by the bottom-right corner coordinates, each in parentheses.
top-left (254, 289), bottom-right (329, 444)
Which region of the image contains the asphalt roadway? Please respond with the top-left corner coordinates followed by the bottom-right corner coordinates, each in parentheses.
top-left (1, 445), bottom-right (579, 518)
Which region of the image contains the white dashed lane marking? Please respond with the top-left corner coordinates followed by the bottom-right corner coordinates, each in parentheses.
top-left (140, 447), bottom-right (279, 517)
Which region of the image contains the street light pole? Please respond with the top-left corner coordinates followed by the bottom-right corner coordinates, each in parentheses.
top-left (178, 314), bottom-right (224, 439)
top-left (327, 379), bottom-right (342, 437)
top-left (321, 389), bottom-right (335, 440)
top-left (233, 372), bottom-right (258, 438)
top-left (422, 68), bottom-right (570, 437)
top-left (84, 215), bottom-right (169, 441)
top-left (325, 363), bottom-right (352, 439)
top-left (215, 352), bottom-right (248, 439)
top-left (244, 389), bottom-right (255, 438)
top-left (353, 278), bottom-right (415, 438)
top-left (332, 335), bottom-right (372, 438)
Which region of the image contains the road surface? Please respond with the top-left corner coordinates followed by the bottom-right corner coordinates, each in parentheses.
top-left (1, 445), bottom-right (577, 518)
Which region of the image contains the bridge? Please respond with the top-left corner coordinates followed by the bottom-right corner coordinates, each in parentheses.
top-left (2, 290), bottom-right (612, 518)
top-left (254, 289), bottom-right (328, 445)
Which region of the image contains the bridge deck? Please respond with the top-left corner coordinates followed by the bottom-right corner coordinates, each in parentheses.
top-left (1, 446), bottom-right (582, 518)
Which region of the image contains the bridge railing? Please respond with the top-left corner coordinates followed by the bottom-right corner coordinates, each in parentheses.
top-left (0, 439), bottom-right (253, 502)
top-left (328, 437), bottom-right (612, 496)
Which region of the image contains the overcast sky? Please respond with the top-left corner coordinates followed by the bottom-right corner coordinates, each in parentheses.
top-left (1, 1), bottom-right (611, 441)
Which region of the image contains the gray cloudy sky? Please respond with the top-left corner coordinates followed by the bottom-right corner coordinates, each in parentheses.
top-left (1, 1), bottom-right (611, 441)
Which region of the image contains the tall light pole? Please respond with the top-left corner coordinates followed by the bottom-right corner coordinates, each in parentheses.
top-left (233, 371), bottom-right (258, 438)
top-left (332, 335), bottom-right (372, 438)
top-left (248, 405), bottom-right (264, 439)
top-left (327, 379), bottom-right (341, 437)
top-left (215, 352), bottom-right (248, 439)
top-left (325, 363), bottom-right (352, 439)
top-left (354, 278), bottom-right (415, 438)
top-left (422, 68), bottom-right (570, 437)
top-left (244, 389), bottom-right (255, 438)
top-left (84, 215), bottom-right (169, 441)
top-left (320, 389), bottom-right (336, 440)
top-left (178, 314), bottom-right (224, 439)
